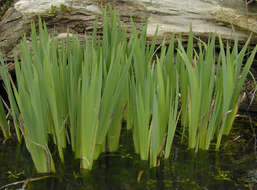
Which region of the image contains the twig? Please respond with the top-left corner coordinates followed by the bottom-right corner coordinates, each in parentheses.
top-left (137, 170), bottom-right (144, 182)
top-left (0, 175), bottom-right (55, 190)
top-left (247, 112), bottom-right (257, 156)
top-left (246, 90), bottom-right (257, 158)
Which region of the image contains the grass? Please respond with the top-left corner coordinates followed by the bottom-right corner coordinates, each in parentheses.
top-left (178, 31), bottom-right (257, 151)
top-left (0, 9), bottom-right (256, 172)
top-left (0, 95), bottom-right (9, 139)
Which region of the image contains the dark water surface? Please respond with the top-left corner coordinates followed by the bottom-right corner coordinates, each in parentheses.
top-left (0, 121), bottom-right (257, 190)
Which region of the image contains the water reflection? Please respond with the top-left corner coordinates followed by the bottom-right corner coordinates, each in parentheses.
top-left (0, 123), bottom-right (256, 190)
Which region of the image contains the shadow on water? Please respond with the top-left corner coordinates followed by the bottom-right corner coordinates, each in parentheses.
top-left (0, 120), bottom-right (256, 190)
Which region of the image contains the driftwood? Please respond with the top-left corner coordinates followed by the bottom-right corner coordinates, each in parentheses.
top-left (0, 0), bottom-right (148, 61)
top-left (1, 0), bottom-right (257, 60)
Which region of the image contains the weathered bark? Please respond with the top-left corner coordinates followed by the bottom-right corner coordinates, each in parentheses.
top-left (1, 0), bottom-right (257, 59)
top-left (0, 1), bottom-right (148, 60)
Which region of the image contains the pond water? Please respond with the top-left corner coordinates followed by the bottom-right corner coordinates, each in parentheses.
top-left (0, 120), bottom-right (256, 190)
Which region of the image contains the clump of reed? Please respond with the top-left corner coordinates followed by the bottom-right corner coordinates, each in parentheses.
top-left (126, 29), bottom-right (180, 167)
top-left (0, 9), bottom-right (256, 173)
top-left (178, 30), bottom-right (257, 151)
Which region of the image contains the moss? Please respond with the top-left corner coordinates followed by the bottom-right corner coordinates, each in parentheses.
top-left (46, 4), bottom-right (71, 14)
top-left (47, 5), bottom-right (58, 14)
top-left (0, 0), bottom-right (14, 20)
top-left (60, 4), bottom-right (70, 12)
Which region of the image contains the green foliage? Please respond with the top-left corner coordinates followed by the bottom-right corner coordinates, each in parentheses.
top-left (0, 0), bottom-right (14, 20)
top-left (0, 56), bottom-right (21, 143)
top-left (46, 4), bottom-right (71, 14)
top-left (0, 96), bottom-right (9, 139)
top-left (0, 8), bottom-right (256, 172)
top-left (178, 31), bottom-right (257, 151)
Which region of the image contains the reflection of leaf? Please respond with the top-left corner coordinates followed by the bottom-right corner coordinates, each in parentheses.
top-left (7, 170), bottom-right (24, 179)
top-left (73, 171), bottom-right (82, 179)
top-left (215, 169), bottom-right (232, 181)
top-left (247, 170), bottom-right (257, 183)
top-left (121, 153), bottom-right (134, 159)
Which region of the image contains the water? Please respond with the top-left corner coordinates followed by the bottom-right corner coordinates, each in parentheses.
top-left (0, 121), bottom-right (256, 190)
